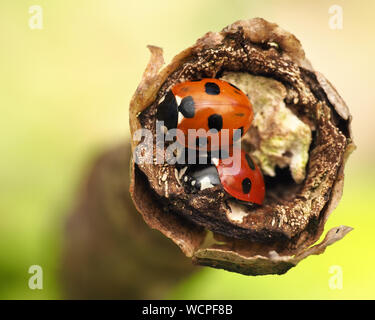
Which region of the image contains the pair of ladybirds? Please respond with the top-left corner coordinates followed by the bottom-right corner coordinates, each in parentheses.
top-left (156, 78), bottom-right (265, 205)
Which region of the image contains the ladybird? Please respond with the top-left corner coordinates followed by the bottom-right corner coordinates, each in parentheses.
top-left (182, 148), bottom-right (265, 205)
top-left (183, 165), bottom-right (221, 191)
top-left (215, 147), bottom-right (265, 205)
top-left (156, 78), bottom-right (253, 150)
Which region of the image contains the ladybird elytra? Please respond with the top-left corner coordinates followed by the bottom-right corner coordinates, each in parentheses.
top-left (156, 78), bottom-right (254, 150)
top-left (215, 147), bottom-right (265, 205)
top-left (181, 148), bottom-right (265, 205)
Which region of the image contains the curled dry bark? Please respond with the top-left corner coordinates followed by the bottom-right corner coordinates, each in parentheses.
top-left (129, 18), bottom-right (355, 275)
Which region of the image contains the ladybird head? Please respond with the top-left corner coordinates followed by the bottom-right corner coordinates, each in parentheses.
top-left (182, 165), bottom-right (221, 192)
top-left (155, 90), bottom-right (179, 131)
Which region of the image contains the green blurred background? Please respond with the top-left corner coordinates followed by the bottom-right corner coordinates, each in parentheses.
top-left (1, 0), bottom-right (374, 299)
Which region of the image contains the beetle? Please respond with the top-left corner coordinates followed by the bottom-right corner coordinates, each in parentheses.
top-left (182, 147), bottom-right (265, 205)
top-left (156, 78), bottom-right (253, 150)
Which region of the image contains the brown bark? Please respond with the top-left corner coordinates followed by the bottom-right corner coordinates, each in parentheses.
top-left (129, 18), bottom-right (354, 275)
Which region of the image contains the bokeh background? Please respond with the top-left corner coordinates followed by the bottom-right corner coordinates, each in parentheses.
top-left (1, 0), bottom-right (374, 299)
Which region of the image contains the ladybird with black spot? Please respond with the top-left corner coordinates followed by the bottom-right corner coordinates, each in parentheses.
top-left (214, 146), bottom-right (265, 204)
top-left (182, 146), bottom-right (265, 204)
top-left (156, 78), bottom-right (254, 150)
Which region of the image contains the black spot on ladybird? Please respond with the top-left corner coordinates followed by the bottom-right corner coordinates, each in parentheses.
top-left (208, 114), bottom-right (223, 131)
top-left (205, 82), bottom-right (220, 95)
top-left (245, 154), bottom-right (256, 170)
top-left (178, 96), bottom-right (195, 118)
top-left (242, 178), bottom-right (252, 194)
top-left (156, 90), bottom-right (178, 130)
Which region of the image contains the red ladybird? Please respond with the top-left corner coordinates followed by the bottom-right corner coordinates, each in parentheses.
top-left (215, 147), bottom-right (265, 204)
top-left (156, 78), bottom-right (253, 150)
top-left (182, 148), bottom-right (265, 205)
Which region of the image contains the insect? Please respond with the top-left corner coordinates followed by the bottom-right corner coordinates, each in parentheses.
top-left (156, 78), bottom-right (254, 150)
top-left (183, 148), bottom-right (265, 205)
